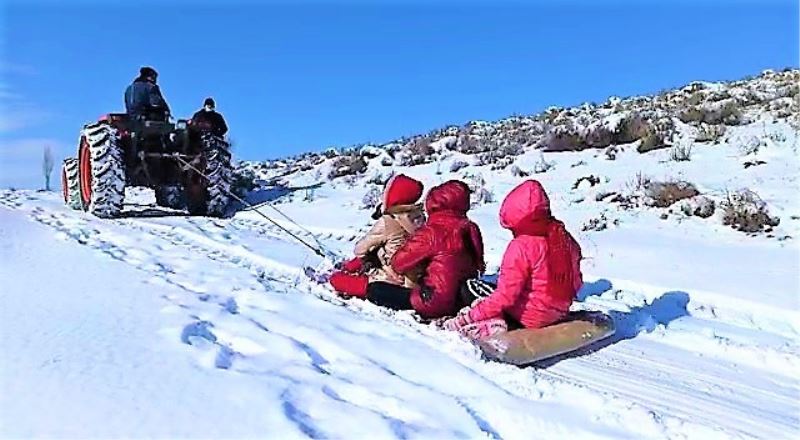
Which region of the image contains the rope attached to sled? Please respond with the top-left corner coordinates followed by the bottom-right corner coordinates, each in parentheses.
top-left (173, 154), bottom-right (331, 259)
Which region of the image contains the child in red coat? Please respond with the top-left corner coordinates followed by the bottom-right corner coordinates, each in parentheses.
top-left (390, 180), bottom-right (486, 319)
top-left (329, 174), bottom-right (425, 298)
top-left (443, 180), bottom-right (583, 339)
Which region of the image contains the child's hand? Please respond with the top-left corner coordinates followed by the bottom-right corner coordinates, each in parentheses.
top-left (442, 311), bottom-right (474, 332)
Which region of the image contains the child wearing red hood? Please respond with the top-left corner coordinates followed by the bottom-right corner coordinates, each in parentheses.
top-left (390, 180), bottom-right (486, 319)
top-left (329, 174), bottom-right (426, 300)
top-left (442, 180), bottom-right (583, 339)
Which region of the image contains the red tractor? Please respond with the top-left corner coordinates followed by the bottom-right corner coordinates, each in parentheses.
top-left (61, 114), bottom-right (232, 218)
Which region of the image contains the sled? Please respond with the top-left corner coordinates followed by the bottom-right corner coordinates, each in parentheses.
top-left (477, 311), bottom-right (615, 366)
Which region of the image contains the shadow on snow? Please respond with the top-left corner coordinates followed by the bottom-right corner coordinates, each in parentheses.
top-left (534, 278), bottom-right (690, 368)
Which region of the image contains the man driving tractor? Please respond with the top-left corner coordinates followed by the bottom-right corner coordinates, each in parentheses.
top-left (124, 66), bottom-right (171, 120)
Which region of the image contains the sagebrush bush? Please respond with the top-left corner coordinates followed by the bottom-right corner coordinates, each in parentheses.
top-left (637, 131), bottom-right (666, 153)
top-left (645, 180), bottom-right (700, 208)
top-left (669, 144), bottom-right (693, 162)
top-left (615, 113), bottom-right (651, 144)
top-left (449, 160), bottom-right (469, 173)
top-left (509, 165), bottom-right (530, 177)
top-left (721, 189), bottom-right (780, 232)
top-left (361, 186), bottom-right (382, 209)
top-left (231, 168), bottom-right (258, 197)
top-left (328, 155), bottom-right (367, 179)
top-left (695, 123), bottom-right (726, 143)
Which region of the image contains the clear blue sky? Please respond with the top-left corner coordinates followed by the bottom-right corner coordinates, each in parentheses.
top-left (1, 0), bottom-right (797, 188)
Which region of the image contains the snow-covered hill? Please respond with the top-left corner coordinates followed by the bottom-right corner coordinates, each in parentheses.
top-left (1, 69), bottom-right (799, 438)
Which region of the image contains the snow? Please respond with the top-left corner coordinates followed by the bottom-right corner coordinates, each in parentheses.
top-left (2, 71), bottom-right (800, 438)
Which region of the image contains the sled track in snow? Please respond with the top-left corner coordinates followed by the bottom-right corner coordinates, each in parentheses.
top-left (2, 193), bottom-right (798, 438)
top-left (118, 217), bottom-right (800, 438)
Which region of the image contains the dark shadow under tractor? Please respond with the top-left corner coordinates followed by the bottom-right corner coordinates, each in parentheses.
top-left (61, 114), bottom-right (232, 218)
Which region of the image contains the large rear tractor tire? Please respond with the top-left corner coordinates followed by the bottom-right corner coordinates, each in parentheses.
top-left (61, 158), bottom-right (81, 210)
top-left (78, 122), bottom-right (126, 218)
top-left (187, 133), bottom-right (232, 217)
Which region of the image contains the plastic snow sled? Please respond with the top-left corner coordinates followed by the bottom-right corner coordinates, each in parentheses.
top-left (477, 311), bottom-right (615, 366)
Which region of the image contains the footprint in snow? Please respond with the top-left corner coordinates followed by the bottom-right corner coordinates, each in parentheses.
top-left (181, 320), bottom-right (217, 346)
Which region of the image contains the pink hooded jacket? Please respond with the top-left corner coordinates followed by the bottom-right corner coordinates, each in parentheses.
top-left (468, 180), bottom-right (583, 328)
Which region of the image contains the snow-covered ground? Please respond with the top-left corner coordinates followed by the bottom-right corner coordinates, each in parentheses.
top-left (2, 71), bottom-right (799, 438)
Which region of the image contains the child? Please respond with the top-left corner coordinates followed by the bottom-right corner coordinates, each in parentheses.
top-left (329, 174), bottom-right (425, 298)
top-left (390, 180), bottom-right (486, 319)
top-left (442, 180), bottom-right (583, 339)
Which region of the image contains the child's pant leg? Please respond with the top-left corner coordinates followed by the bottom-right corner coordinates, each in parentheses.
top-left (330, 272), bottom-right (368, 297)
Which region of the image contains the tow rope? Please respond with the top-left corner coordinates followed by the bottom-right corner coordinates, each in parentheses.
top-left (173, 154), bottom-right (332, 259)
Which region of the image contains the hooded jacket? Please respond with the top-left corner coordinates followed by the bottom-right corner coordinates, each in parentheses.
top-left (391, 180), bottom-right (485, 319)
top-left (124, 77), bottom-right (170, 118)
top-left (353, 175), bottom-right (425, 288)
top-left (468, 180), bottom-right (583, 328)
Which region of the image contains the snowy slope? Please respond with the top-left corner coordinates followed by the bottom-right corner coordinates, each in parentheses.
top-left (2, 70), bottom-right (799, 438)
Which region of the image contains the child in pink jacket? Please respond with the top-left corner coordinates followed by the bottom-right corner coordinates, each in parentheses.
top-left (442, 180), bottom-right (583, 340)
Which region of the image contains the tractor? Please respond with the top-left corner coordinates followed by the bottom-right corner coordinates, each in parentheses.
top-left (61, 113), bottom-right (232, 218)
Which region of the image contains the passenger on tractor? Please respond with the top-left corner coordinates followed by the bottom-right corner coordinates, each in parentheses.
top-left (191, 97), bottom-right (228, 136)
top-left (124, 66), bottom-right (171, 121)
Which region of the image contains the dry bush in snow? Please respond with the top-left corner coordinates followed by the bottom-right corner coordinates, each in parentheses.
top-left (328, 155), bottom-right (367, 179)
top-left (695, 123), bottom-right (726, 143)
top-left (721, 189), bottom-right (780, 232)
top-left (669, 144), bottom-right (693, 162)
top-left (361, 186), bottom-right (383, 209)
top-left (449, 159), bottom-right (469, 173)
top-left (645, 180), bottom-right (700, 208)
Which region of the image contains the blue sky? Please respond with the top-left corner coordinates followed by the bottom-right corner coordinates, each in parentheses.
top-left (1, 0), bottom-right (797, 189)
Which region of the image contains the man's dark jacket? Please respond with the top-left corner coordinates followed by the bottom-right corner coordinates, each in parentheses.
top-left (125, 77), bottom-right (170, 118)
top-left (191, 109), bottom-right (228, 136)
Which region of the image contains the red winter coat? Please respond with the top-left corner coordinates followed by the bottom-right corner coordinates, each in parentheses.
top-left (392, 181), bottom-right (485, 319)
top-left (469, 180), bottom-right (583, 328)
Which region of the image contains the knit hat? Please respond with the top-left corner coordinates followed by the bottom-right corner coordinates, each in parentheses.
top-left (203, 97), bottom-right (215, 108)
top-left (383, 174), bottom-right (424, 210)
top-left (140, 66), bottom-right (158, 79)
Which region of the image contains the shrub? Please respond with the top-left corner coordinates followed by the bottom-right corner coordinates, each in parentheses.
top-left (582, 213), bottom-right (612, 232)
top-left (510, 165), bottom-right (530, 177)
top-left (455, 135), bottom-right (491, 154)
top-left (540, 128), bottom-right (584, 152)
top-left (465, 174), bottom-right (495, 206)
top-left (361, 186), bottom-right (382, 209)
top-left (680, 196), bottom-right (716, 218)
top-left (231, 168), bottom-right (258, 198)
top-left (679, 100), bottom-right (742, 125)
top-left (573, 175), bottom-right (601, 190)
top-left (533, 153), bottom-right (555, 174)
top-left (637, 130), bottom-right (667, 153)
top-left (472, 186), bottom-right (495, 206)
top-left (695, 124), bottom-right (726, 143)
top-left (669, 144), bottom-right (693, 162)
top-left (366, 169), bottom-right (394, 185)
top-left (645, 180), bottom-right (700, 208)
top-left (721, 189), bottom-right (780, 232)
top-left (449, 160), bottom-right (469, 173)
top-left (584, 125), bottom-right (615, 149)
top-left (328, 155), bottom-right (367, 179)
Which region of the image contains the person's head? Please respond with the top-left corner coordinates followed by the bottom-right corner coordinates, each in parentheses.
top-left (372, 174), bottom-right (424, 220)
top-left (425, 180), bottom-right (471, 216)
top-left (203, 97), bottom-right (216, 112)
top-left (139, 66), bottom-right (158, 83)
top-left (499, 180), bottom-right (552, 234)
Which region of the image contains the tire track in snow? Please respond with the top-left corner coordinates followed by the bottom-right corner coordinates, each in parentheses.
top-left (4, 193), bottom-right (796, 438)
top-left (111, 215), bottom-right (795, 438)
